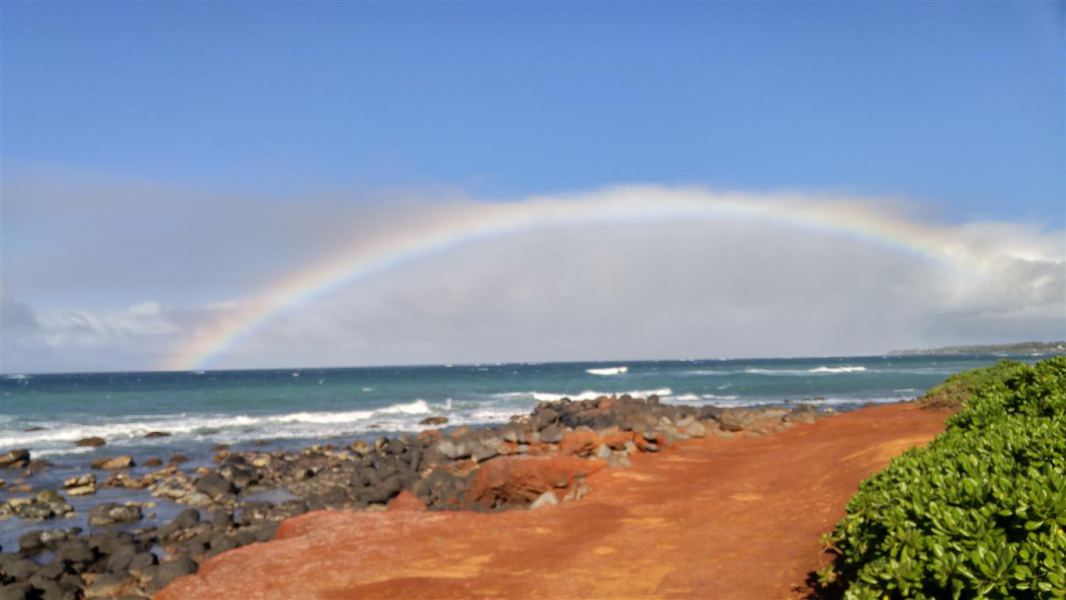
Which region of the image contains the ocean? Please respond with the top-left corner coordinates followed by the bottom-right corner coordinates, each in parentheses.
top-left (0, 353), bottom-right (1047, 549)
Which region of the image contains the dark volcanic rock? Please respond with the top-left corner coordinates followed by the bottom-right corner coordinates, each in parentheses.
top-left (54, 540), bottom-right (94, 565)
top-left (194, 473), bottom-right (234, 499)
top-left (145, 557), bottom-right (198, 594)
top-left (1, 555), bottom-right (38, 580)
top-left (16, 531), bottom-right (43, 554)
top-left (532, 407), bottom-right (560, 430)
top-left (172, 508), bottom-right (200, 529)
top-left (0, 582), bottom-right (34, 600)
top-left (86, 572), bottom-right (132, 598)
top-left (87, 503), bottom-right (142, 526)
top-left (0, 450), bottom-right (30, 470)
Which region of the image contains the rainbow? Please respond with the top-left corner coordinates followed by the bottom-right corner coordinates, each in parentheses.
top-left (162, 186), bottom-right (963, 371)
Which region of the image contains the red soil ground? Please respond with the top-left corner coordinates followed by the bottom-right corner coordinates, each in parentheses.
top-left (158, 403), bottom-right (946, 599)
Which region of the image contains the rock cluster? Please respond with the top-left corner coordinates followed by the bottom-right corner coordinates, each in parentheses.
top-left (0, 395), bottom-right (825, 598)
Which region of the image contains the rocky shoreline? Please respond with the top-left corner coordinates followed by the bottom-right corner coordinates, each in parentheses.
top-left (0, 395), bottom-right (828, 599)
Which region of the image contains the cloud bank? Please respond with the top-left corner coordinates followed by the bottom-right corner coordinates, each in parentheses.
top-left (2, 175), bottom-right (1063, 373)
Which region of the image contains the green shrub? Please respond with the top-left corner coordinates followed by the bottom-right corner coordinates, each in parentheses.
top-left (820, 357), bottom-right (1066, 599)
top-left (916, 360), bottom-right (1026, 412)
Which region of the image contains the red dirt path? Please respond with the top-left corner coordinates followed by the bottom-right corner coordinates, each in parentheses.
top-left (158, 403), bottom-right (946, 599)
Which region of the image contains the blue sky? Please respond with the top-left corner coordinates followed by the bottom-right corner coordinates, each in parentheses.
top-left (2, 3), bottom-right (1064, 372)
top-left (3, 2), bottom-right (1063, 222)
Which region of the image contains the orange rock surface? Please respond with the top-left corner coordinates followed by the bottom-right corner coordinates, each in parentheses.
top-left (158, 403), bottom-right (946, 599)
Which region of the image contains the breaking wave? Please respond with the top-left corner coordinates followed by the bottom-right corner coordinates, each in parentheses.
top-left (745, 365), bottom-right (868, 375)
top-left (585, 366), bottom-right (628, 376)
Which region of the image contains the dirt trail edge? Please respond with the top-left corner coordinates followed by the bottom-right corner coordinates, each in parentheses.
top-left (158, 403), bottom-right (946, 600)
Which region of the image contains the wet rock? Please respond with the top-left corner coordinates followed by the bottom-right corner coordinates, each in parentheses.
top-left (167, 454), bottom-right (189, 465)
top-left (145, 557), bottom-right (198, 594)
top-left (90, 456), bottom-right (134, 470)
top-left (143, 457), bottom-right (163, 467)
top-left (172, 508), bottom-right (200, 529)
top-left (39, 529), bottom-right (79, 549)
top-left (194, 473), bottom-right (234, 499)
top-left (84, 572), bottom-right (132, 599)
top-left (0, 582), bottom-right (34, 600)
top-left (144, 431), bottom-right (171, 438)
top-left (1, 556), bottom-right (38, 580)
top-left (105, 544), bottom-right (137, 573)
top-left (419, 416), bottom-right (449, 426)
top-left (30, 577), bottom-right (79, 600)
top-left (127, 552), bottom-right (157, 574)
top-left (54, 540), bottom-right (94, 565)
top-left (36, 559), bottom-right (69, 580)
top-left (4, 491), bottom-right (74, 521)
top-left (16, 531), bottom-right (43, 554)
top-left (0, 450), bottom-right (30, 470)
top-left (88, 503), bottom-right (143, 526)
top-left (74, 437), bottom-right (106, 448)
top-left (62, 474), bottom-right (96, 497)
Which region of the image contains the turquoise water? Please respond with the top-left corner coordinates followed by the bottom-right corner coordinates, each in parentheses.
top-left (0, 354), bottom-right (1039, 461)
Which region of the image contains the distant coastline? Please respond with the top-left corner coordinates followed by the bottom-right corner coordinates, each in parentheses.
top-left (887, 340), bottom-right (1065, 356)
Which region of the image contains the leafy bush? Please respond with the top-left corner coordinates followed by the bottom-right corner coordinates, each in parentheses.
top-left (916, 360), bottom-right (1026, 412)
top-left (820, 357), bottom-right (1066, 599)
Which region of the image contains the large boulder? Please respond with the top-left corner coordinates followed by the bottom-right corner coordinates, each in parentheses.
top-left (465, 455), bottom-right (604, 510)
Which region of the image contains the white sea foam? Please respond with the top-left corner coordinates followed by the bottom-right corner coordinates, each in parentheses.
top-left (375, 399), bottom-right (431, 415)
top-left (744, 365), bottom-right (868, 375)
top-left (808, 366), bottom-right (867, 373)
top-left (0, 399), bottom-right (450, 457)
top-left (586, 366), bottom-right (628, 376)
top-left (528, 388), bottom-right (673, 402)
top-left (269, 410), bottom-right (375, 424)
top-left (663, 393), bottom-right (740, 404)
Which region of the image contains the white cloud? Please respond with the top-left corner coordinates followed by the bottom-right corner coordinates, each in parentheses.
top-left (1, 181), bottom-right (1063, 372)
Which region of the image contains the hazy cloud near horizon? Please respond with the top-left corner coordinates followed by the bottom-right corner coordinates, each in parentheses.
top-left (2, 174), bottom-right (1063, 373)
